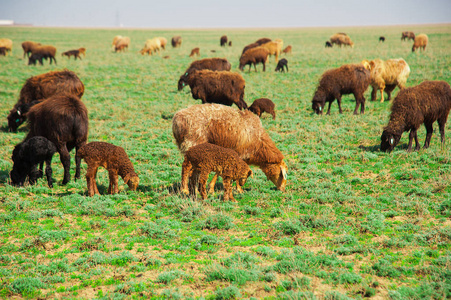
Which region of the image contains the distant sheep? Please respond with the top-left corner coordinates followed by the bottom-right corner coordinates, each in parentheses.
top-left (178, 58), bottom-right (231, 90)
top-left (22, 41), bottom-right (41, 58)
top-left (275, 58), bottom-right (288, 72)
top-left (312, 64), bottom-right (370, 115)
top-left (172, 36), bottom-right (182, 48)
top-left (114, 36), bottom-right (130, 52)
top-left (249, 98), bottom-right (276, 120)
top-left (0, 38), bottom-right (12, 55)
top-left (330, 33), bottom-right (354, 48)
top-left (28, 45), bottom-right (57, 65)
top-left (62, 48), bottom-right (86, 60)
top-left (220, 35), bottom-right (228, 47)
top-left (182, 143), bottom-right (252, 201)
top-left (282, 45), bottom-right (292, 54)
top-left (140, 38), bottom-right (161, 55)
top-left (255, 38), bottom-right (272, 45)
top-left (158, 37), bottom-right (167, 50)
top-left (381, 81), bottom-right (451, 152)
top-left (261, 39), bottom-right (283, 62)
top-left (361, 58), bottom-right (410, 102)
top-left (189, 47), bottom-right (200, 57)
top-left (77, 142), bottom-right (139, 196)
top-left (239, 46), bottom-right (270, 72)
top-left (412, 34), bottom-right (428, 52)
top-left (379, 36), bottom-right (385, 42)
top-left (401, 31), bottom-right (415, 41)
top-left (112, 35), bottom-right (122, 48)
top-left (325, 41), bottom-right (332, 48)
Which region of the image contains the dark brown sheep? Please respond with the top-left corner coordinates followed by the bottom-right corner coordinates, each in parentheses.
top-left (28, 45), bottom-right (57, 65)
top-left (220, 35), bottom-right (228, 47)
top-left (177, 70), bottom-right (247, 109)
top-left (181, 143), bottom-right (252, 201)
top-left (0, 47), bottom-right (7, 56)
top-left (325, 41), bottom-right (332, 48)
top-left (77, 142), bottom-right (139, 196)
top-left (189, 47), bottom-right (200, 57)
top-left (275, 58), bottom-right (288, 72)
top-left (249, 98), bottom-right (276, 120)
top-left (21, 41), bottom-right (41, 58)
top-left (178, 58), bottom-right (231, 90)
top-left (228, 41), bottom-right (232, 46)
top-left (172, 36), bottom-right (182, 48)
top-left (379, 36), bottom-right (386, 42)
top-left (239, 46), bottom-right (270, 72)
top-left (381, 81), bottom-right (451, 152)
top-left (62, 48), bottom-right (86, 60)
top-left (401, 31), bottom-right (415, 41)
top-left (312, 64), bottom-right (371, 115)
top-left (25, 94), bottom-right (89, 184)
top-left (7, 70), bottom-right (85, 132)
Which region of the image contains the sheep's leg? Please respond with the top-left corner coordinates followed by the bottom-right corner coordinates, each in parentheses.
top-left (438, 118), bottom-right (447, 145)
top-left (86, 166), bottom-right (98, 196)
top-left (236, 182), bottom-right (244, 193)
top-left (44, 159), bottom-right (53, 188)
top-left (58, 144), bottom-right (71, 185)
top-left (75, 144), bottom-right (84, 181)
top-left (28, 165), bottom-right (39, 185)
top-left (189, 170), bottom-right (200, 197)
top-left (262, 62), bottom-right (266, 72)
top-left (423, 122), bottom-right (434, 149)
top-left (407, 129), bottom-right (418, 152)
top-left (326, 101), bottom-right (332, 115)
top-left (208, 173), bottom-right (218, 194)
top-left (254, 63), bottom-right (257, 72)
top-left (38, 162), bottom-right (44, 178)
top-left (108, 170), bottom-right (119, 194)
top-left (181, 159), bottom-right (192, 194)
top-left (371, 87), bottom-right (377, 101)
top-left (337, 95), bottom-right (343, 114)
top-left (286, 64), bottom-right (288, 72)
top-left (223, 177), bottom-right (236, 202)
top-left (198, 171), bottom-right (209, 200)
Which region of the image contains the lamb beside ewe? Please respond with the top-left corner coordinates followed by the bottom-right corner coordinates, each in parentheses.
top-left (329, 33), bottom-right (354, 48)
top-left (220, 35), bottom-right (228, 47)
top-left (412, 34), bottom-right (428, 52)
top-left (275, 58), bottom-right (288, 72)
top-left (249, 98), bottom-right (276, 120)
top-left (239, 46), bottom-right (270, 72)
top-left (178, 58), bottom-right (231, 90)
top-left (381, 81), bottom-right (451, 152)
top-left (77, 142), bottom-right (139, 196)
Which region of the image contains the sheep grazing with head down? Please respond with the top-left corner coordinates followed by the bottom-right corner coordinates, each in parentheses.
top-left (22, 41), bottom-right (41, 58)
top-left (401, 31), bottom-right (415, 41)
top-left (275, 58), bottom-right (288, 72)
top-left (178, 58), bottom-right (231, 90)
top-left (0, 38), bottom-right (12, 55)
top-left (77, 142), bottom-right (139, 196)
top-left (381, 81), bottom-right (451, 153)
top-left (325, 41), bottom-right (332, 48)
top-left (173, 104), bottom-right (287, 192)
top-left (249, 98), bottom-right (276, 120)
top-left (140, 38), bottom-right (161, 55)
top-left (172, 36), bottom-right (182, 47)
top-left (28, 45), bottom-right (57, 65)
top-left (282, 45), bottom-right (292, 54)
top-left (379, 36), bottom-right (385, 43)
top-left (412, 34), bottom-right (428, 52)
top-left (114, 36), bottom-right (130, 52)
top-left (312, 64), bottom-right (370, 115)
top-left (62, 48), bottom-right (86, 60)
top-left (330, 33), bottom-right (354, 48)
top-left (239, 46), bottom-right (270, 72)
top-left (220, 35), bottom-right (228, 47)
top-left (189, 47), bottom-right (200, 57)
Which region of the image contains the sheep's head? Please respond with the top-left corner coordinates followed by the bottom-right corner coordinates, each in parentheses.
top-left (262, 161), bottom-right (287, 192)
top-left (237, 167), bottom-right (253, 188)
top-left (380, 130), bottom-right (401, 152)
top-left (312, 90), bottom-right (326, 115)
top-left (124, 173), bottom-right (139, 191)
top-left (7, 109), bottom-right (26, 132)
top-left (178, 73), bottom-right (188, 91)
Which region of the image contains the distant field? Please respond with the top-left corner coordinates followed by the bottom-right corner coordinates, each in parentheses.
top-left (0, 24), bottom-right (450, 299)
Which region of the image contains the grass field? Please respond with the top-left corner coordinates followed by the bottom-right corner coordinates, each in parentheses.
top-left (0, 24), bottom-right (450, 299)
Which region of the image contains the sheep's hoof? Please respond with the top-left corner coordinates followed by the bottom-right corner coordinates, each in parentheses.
top-left (181, 188), bottom-right (189, 195)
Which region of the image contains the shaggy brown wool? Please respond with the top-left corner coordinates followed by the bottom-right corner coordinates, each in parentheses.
top-left (330, 33), bottom-right (354, 48)
top-left (412, 34), bottom-right (428, 52)
top-left (178, 58), bottom-right (231, 90)
top-left (220, 35), bottom-right (228, 47)
top-left (239, 47), bottom-right (270, 72)
top-left (249, 98), bottom-right (276, 119)
top-left (401, 31), bottom-right (415, 41)
top-left (62, 48), bottom-right (86, 60)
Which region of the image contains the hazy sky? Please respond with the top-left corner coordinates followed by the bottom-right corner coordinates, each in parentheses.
top-left (2, 0), bottom-right (450, 28)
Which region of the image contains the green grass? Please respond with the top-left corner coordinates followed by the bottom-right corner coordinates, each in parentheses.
top-left (0, 24), bottom-right (450, 299)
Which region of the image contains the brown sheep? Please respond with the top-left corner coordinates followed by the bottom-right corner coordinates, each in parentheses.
top-left (24, 94), bottom-right (89, 184)
top-left (275, 58), bottom-right (288, 72)
top-left (361, 58), bottom-right (410, 102)
top-left (178, 58), bottom-right (231, 90)
top-left (249, 98), bottom-right (276, 119)
top-left (114, 36), bottom-right (130, 52)
top-left (220, 35), bottom-right (228, 47)
top-left (181, 143), bottom-right (252, 201)
top-left (158, 37), bottom-right (167, 50)
top-left (77, 142), bottom-right (139, 196)
top-left (401, 31), bottom-right (415, 41)
top-left (228, 41), bottom-right (232, 46)
top-left (178, 70), bottom-right (247, 109)
top-left (0, 38), bottom-right (12, 55)
top-left (22, 41), bottom-right (42, 58)
top-left (28, 45), bottom-right (57, 65)
top-left (330, 33), bottom-right (354, 48)
top-left (62, 48), bottom-right (86, 60)
top-left (312, 64), bottom-right (371, 115)
top-left (255, 38), bottom-right (272, 45)
top-left (260, 40), bottom-right (283, 62)
top-left (282, 45), bottom-right (292, 54)
top-left (189, 47), bottom-right (200, 57)
top-left (173, 104), bottom-right (287, 192)
top-left (7, 69), bottom-right (85, 132)
top-left (381, 81), bottom-right (451, 152)
top-left (412, 34), bottom-right (428, 52)
top-left (241, 38), bottom-right (272, 55)
top-left (0, 47), bottom-right (7, 56)
top-left (239, 46), bottom-right (270, 72)
top-left (172, 36), bottom-right (182, 48)
top-left (140, 38), bottom-right (161, 55)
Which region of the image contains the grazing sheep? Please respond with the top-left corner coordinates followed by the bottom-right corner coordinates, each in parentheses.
top-left (325, 41), bottom-right (332, 48)
top-left (158, 37), bottom-right (167, 50)
top-left (77, 142), bottom-right (139, 196)
top-left (25, 94), bottom-right (88, 184)
top-left (140, 38), bottom-right (161, 55)
top-left (249, 98), bottom-right (276, 120)
top-left (220, 35), bottom-right (228, 46)
top-left (312, 64), bottom-right (370, 115)
top-left (401, 31), bottom-right (415, 41)
top-left (178, 58), bottom-right (231, 90)
top-left (412, 34), bottom-right (428, 52)
top-left (28, 45), bottom-right (57, 65)
top-left (62, 48), bottom-right (86, 60)
top-left (178, 70), bottom-right (247, 109)
top-left (182, 143), bottom-right (252, 201)
top-left (379, 36), bottom-right (386, 42)
top-left (0, 38), bottom-right (12, 55)
top-left (228, 41), bottom-right (232, 46)
top-left (282, 45), bottom-right (292, 54)
top-left (275, 58), bottom-right (288, 72)
top-left (173, 104), bottom-right (287, 192)
top-left (10, 136), bottom-right (57, 188)
top-left (172, 36), bottom-right (182, 48)
top-left (261, 40), bottom-right (283, 62)
top-left (112, 35), bottom-right (122, 48)
top-left (7, 69), bottom-right (85, 132)
top-left (330, 33), bottom-right (354, 48)
top-left (0, 47), bottom-right (7, 56)
top-left (114, 36), bottom-right (130, 52)
top-left (361, 58), bottom-right (410, 102)
top-left (189, 47), bottom-right (200, 57)
top-left (381, 81), bottom-right (451, 152)
top-left (239, 46), bottom-right (270, 72)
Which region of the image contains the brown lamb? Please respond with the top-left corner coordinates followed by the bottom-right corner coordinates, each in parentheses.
top-left (178, 58), bottom-right (231, 90)
top-left (282, 45), bottom-right (292, 54)
top-left (401, 31), bottom-right (415, 41)
top-left (172, 36), bottom-right (182, 48)
top-left (412, 34), bottom-right (428, 52)
top-left (189, 47), bottom-right (200, 57)
top-left (239, 46), bottom-right (270, 72)
top-left (177, 69), bottom-right (247, 109)
top-left (77, 142), bottom-right (139, 196)
top-left (381, 81), bottom-right (451, 152)
top-left (28, 45), bottom-right (57, 65)
top-left (158, 37), bottom-right (167, 50)
top-left (220, 35), bottom-right (228, 47)
top-left (62, 48), bottom-right (86, 60)
top-left (172, 104), bottom-right (287, 192)
top-left (181, 143), bottom-right (252, 201)
top-left (312, 64), bottom-right (371, 115)
top-left (329, 33), bottom-right (354, 48)
top-left (249, 98), bottom-right (276, 119)
top-left (8, 69), bottom-right (85, 132)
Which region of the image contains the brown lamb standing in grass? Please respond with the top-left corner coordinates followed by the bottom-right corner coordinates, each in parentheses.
top-left (182, 143), bottom-right (253, 201)
top-left (77, 142), bottom-right (139, 196)
top-left (249, 98), bottom-right (276, 119)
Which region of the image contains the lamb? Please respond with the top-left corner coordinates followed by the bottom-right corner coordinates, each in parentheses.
top-left (275, 58), bottom-right (288, 72)
top-left (325, 41), bottom-right (332, 48)
top-left (25, 94), bottom-right (88, 184)
top-left (28, 45), bottom-right (57, 65)
top-left (114, 36), bottom-right (130, 52)
top-left (401, 31), bottom-right (415, 41)
top-left (238, 46), bottom-right (270, 72)
top-left (249, 98), bottom-right (276, 120)
top-left (361, 58), bottom-right (410, 102)
top-left (172, 36), bottom-right (182, 48)
top-left (178, 58), bottom-right (231, 90)
top-left (177, 70), bottom-right (247, 109)
top-left (181, 143), bottom-right (252, 201)
top-left (261, 40), bottom-right (283, 62)
top-left (379, 36), bottom-right (386, 43)
top-left (62, 48), bottom-right (86, 60)
top-left (172, 104), bottom-right (287, 192)
top-left (158, 37), bottom-right (167, 50)
top-left (282, 45), bottom-right (292, 54)
top-left (412, 34), bottom-right (428, 52)
top-left (140, 38), bottom-right (161, 55)
top-left (10, 136), bottom-right (57, 188)
top-left (7, 69), bottom-right (85, 132)
top-left (220, 35), bottom-right (228, 47)
top-left (312, 64), bottom-right (371, 115)
top-left (189, 47), bottom-right (200, 57)
top-left (380, 81), bottom-right (451, 152)
top-left (0, 38), bottom-right (12, 55)
top-left (77, 142), bottom-right (139, 196)
top-left (329, 33), bottom-right (354, 48)
top-left (112, 35), bottom-right (122, 48)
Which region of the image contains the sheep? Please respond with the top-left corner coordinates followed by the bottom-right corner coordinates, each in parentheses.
top-left (330, 33), bottom-right (354, 48)
top-left (25, 94), bottom-right (88, 185)
top-left (312, 64), bottom-right (371, 115)
top-left (255, 38), bottom-right (272, 45)
top-left (158, 37), bottom-right (167, 50)
top-left (238, 46), bottom-right (270, 72)
top-left (220, 35), bottom-right (228, 47)
top-left (177, 70), bottom-right (247, 109)
top-left (275, 58), bottom-right (288, 72)
top-left (181, 143), bottom-right (252, 201)
top-left (325, 41), bottom-right (332, 48)
top-left (172, 36), bottom-right (182, 48)
top-left (112, 35), bottom-right (122, 48)
top-left (412, 34), bottom-right (428, 52)
top-left (28, 45), bottom-right (57, 65)
top-left (77, 142), bottom-right (139, 196)
top-left (0, 38), bottom-right (12, 55)
top-left (361, 58), bottom-right (410, 102)
top-left (379, 36), bottom-right (386, 43)
top-left (261, 40), bottom-right (283, 62)
top-left (114, 36), bottom-right (130, 52)
top-left (380, 81), bottom-right (451, 152)
top-left (242, 42), bottom-right (259, 55)
top-left (189, 47), bottom-right (200, 57)
top-left (7, 69), bottom-right (85, 132)
top-left (10, 136), bottom-right (57, 188)
top-left (282, 45), bottom-right (292, 54)
top-left (178, 58), bottom-right (231, 90)
top-left (401, 31), bottom-right (415, 41)
top-left (62, 48), bottom-right (86, 60)
top-left (173, 104), bottom-right (287, 192)
top-left (0, 47), bottom-right (7, 56)
top-left (228, 41), bottom-right (232, 46)
top-left (140, 38), bottom-right (161, 55)
top-left (249, 98), bottom-right (276, 120)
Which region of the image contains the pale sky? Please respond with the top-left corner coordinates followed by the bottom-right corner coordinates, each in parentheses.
top-left (1, 0), bottom-right (450, 28)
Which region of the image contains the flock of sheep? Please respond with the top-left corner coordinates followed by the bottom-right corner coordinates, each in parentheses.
top-left (2, 30), bottom-right (451, 201)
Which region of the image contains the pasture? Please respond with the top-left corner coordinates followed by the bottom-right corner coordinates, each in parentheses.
top-left (0, 24), bottom-right (450, 299)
